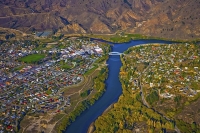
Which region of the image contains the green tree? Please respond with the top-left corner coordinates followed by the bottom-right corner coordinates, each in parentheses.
top-left (146, 91), bottom-right (159, 105)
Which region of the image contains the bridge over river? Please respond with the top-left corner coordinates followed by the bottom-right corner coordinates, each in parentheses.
top-left (108, 52), bottom-right (123, 55)
top-left (65, 39), bottom-right (179, 133)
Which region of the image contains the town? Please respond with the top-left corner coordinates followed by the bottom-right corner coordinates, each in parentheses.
top-left (115, 43), bottom-right (200, 132)
top-left (120, 43), bottom-right (200, 120)
top-left (121, 43), bottom-right (200, 99)
top-left (0, 37), bottom-right (109, 132)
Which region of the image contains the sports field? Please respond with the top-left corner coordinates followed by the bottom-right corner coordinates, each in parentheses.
top-left (19, 54), bottom-right (45, 63)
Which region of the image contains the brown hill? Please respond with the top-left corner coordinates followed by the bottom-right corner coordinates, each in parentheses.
top-left (0, 0), bottom-right (199, 40)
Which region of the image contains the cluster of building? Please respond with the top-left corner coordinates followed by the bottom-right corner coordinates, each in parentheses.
top-left (0, 38), bottom-right (106, 132)
top-left (122, 43), bottom-right (200, 99)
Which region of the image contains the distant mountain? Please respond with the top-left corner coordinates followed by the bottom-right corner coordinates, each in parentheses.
top-left (0, 0), bottom-right (199, 40)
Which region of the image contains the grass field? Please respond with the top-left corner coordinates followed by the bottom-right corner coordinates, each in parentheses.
top-left (87, 33), bottom-right (152, 43)
top-left (86, 33), bottom-right (198, 43)
top-left (19, 54), bottom-right (45, 63)
top-left (61, 32), bottom-right (200, 44)
top-left (61, 64), bottom-right (72, 70)
top-left (59, 61), bottom-right (72, 70)
top-left (84, 65), bottom-right (98, 76)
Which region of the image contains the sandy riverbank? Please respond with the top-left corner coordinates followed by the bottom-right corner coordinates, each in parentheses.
top-left (87, 103), bottom-right (114, 133)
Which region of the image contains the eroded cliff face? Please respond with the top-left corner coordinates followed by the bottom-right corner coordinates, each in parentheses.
top-left (0, 0), bottom-right (199, 40)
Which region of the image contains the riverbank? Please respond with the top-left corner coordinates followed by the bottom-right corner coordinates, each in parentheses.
top-left (93, 42), bottom-right (200, 132)
top-left (64, 39), bottom-right (180, 133)
top-left (57, 65), bottom-right (109, 133)
top-left (87, 103), bottom-right (114, 133)
top-left (93, 42), bottom-right (179, 132)
top-left (87, 123), bottom-right (95, 133)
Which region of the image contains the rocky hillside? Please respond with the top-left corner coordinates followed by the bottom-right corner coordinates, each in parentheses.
top-left (0, 0), bottom-right (199, 40)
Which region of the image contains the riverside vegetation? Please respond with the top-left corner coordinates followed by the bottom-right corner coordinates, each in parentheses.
top-left (93, 43), bottom-right (200, 133)
top-left (0, 36), bottom-right (112, 132)
top-left (93, 80), bottom-right (176, 133)
top-left (56, 66), bottom-right (108, 133)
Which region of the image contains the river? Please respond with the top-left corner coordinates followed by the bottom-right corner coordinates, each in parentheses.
top-left (65, 39), bottom-right (173, 133)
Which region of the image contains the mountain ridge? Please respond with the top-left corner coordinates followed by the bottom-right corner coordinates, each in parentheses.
top-left (0, 0), bottom-right (199, 40)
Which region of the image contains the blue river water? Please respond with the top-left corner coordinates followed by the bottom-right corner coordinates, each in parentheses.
top-left (65, 40), bottom-right (173, 133)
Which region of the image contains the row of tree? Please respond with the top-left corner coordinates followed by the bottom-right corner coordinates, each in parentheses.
top-left (56, 66), bottom-right (108, 133)
top-left (93, 51), bottom-right (176, 133)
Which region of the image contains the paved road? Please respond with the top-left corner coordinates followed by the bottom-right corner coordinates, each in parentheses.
top-left (138, 56), bottom-right (157, 107)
